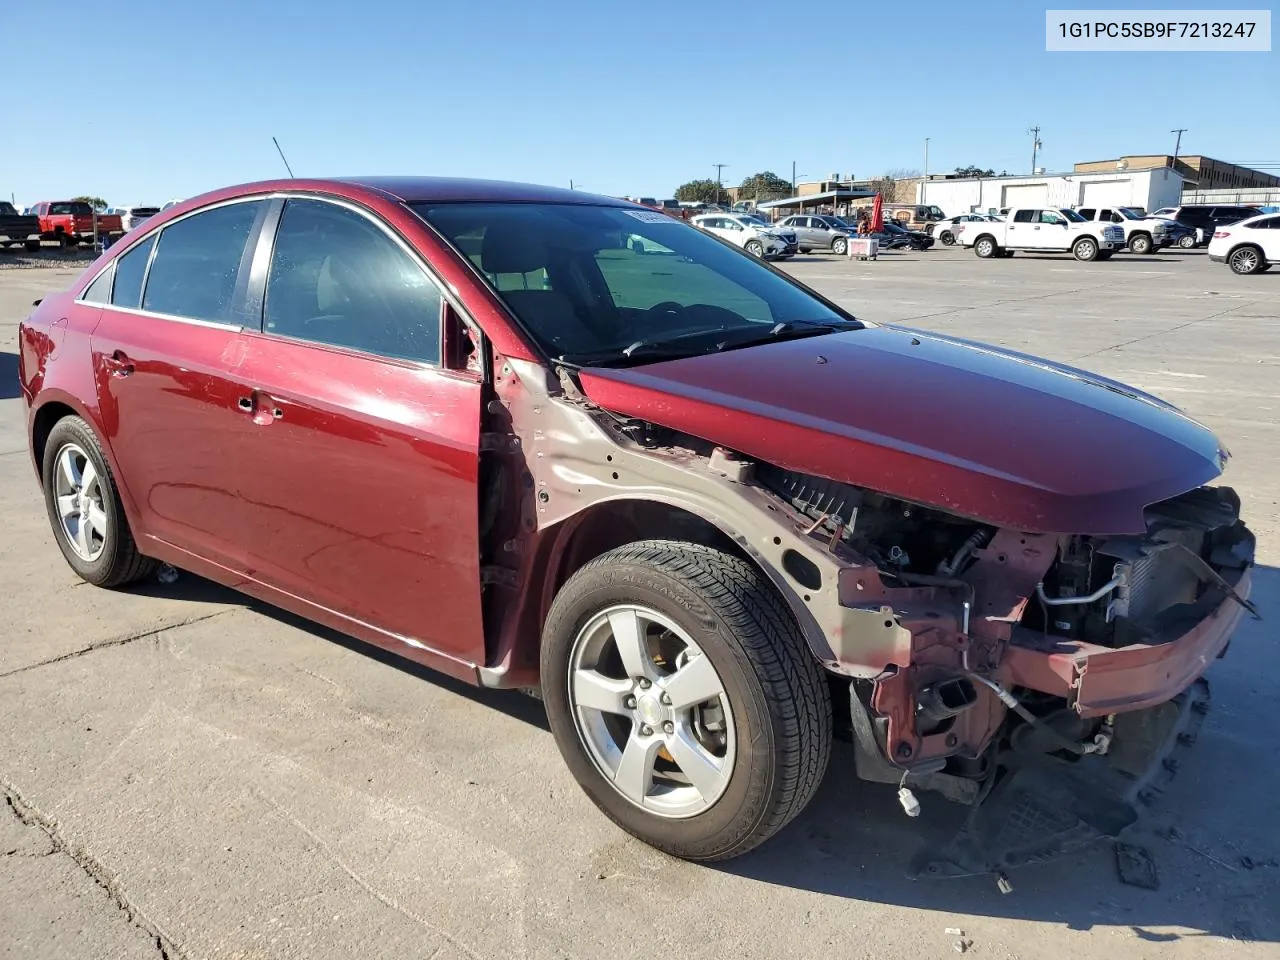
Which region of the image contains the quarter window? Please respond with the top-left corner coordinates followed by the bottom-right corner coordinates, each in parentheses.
top-left (143, 201), bottom-right (262, 323)
top-left (111, 235), bottom-right (156, 309)
top-left (264, 198), bottom-right (442, 364)
top-left (81, 264), bottom-right (114, 304)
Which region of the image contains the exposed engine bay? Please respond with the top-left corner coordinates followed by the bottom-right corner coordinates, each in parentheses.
top-left (752, 463), bottom-right (1256, 879)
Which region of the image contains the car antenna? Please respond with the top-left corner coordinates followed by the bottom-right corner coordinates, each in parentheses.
top-left (272, 136), bottom-right (296, 177)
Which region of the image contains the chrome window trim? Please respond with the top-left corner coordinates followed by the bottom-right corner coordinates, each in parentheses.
top-left (74, 194), bottom-right (269, 305)
top-left (71, 188), bottom-right (485, 375)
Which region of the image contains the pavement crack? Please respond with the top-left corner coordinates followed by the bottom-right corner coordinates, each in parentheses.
top-left (0, 609), bottom-right (235, 680)
top-left (2, 784), bottom-right (185, 960)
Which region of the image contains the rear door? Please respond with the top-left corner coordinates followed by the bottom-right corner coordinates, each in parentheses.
top-left (1255, 216), bottom-right (1280, 259)
top-left (233, 196), bottom-right (485, 663)
top-left (1007, 208), bottom-right (1038, 246)
top-left (89, 199), bottom-right (267, 569)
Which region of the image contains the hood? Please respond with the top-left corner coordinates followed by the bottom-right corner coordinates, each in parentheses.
top-left (575, 326), bottom-right (1227, 534)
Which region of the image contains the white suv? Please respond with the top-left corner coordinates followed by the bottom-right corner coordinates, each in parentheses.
top-left (1207, 213), bottom-right (1280, 275)
top-left (691, 214), bottom-right (793, 259)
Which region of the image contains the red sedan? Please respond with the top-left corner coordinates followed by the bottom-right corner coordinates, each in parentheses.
top-left (18, 178), bottom-right (1255, 871)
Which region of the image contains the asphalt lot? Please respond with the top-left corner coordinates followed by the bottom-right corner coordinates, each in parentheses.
top-left (1, 245), bottom-right (1278, 960)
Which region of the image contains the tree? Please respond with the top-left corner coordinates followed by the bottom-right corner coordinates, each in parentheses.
top-left (71, 195), bottom-right (108, 211)
top-left (882, 168), bottom-right (922, 181)
top-left (737, 171), bottom-right (792, 202)
top-left (674, 179), bottom-right (723, 203)
top-left (954, 165), bottom-right (996, 178)
top-left (868, 175), bottom-right (895, 198)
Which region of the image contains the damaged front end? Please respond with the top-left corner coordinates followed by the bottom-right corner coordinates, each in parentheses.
top-left (757, 466), bottom-right (1257, 878)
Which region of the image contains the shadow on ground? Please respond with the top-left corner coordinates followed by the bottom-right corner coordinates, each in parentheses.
top-left (136, 560), bottom-right (1279, 944)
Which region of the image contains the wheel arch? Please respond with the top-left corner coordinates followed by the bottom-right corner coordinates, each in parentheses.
top-left (28, 392), bottom-right (145, 536)
top-left (482, 497), bottom-right (834, 690)
top-left (1228, 241), bottom-right (1266, 261)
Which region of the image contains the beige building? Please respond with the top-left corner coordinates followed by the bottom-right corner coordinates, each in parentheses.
top-left (1073, 155), bottom-right (1279, 191)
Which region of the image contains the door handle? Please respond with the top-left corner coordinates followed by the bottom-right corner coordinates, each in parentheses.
top-left (238, 391), bottom-right (286, 424)
top-left (104, 350), bottom-right (134, 377)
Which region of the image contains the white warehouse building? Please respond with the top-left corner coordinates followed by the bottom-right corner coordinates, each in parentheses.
top-left (916, 167), bottom-right (1185, 217)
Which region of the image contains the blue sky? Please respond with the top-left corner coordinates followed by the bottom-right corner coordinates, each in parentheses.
top-left (4, 0), bottom-right (1276, 207)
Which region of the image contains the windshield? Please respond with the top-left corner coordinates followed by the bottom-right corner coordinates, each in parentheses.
top-left (1117, 208), bottom-right (1143, 220)
top-left (740, 216), bottom-right (769, 226)
top-left (1057, 208), bottom-right (1087, 223)
top-left (415, 202), bottom-right (859, 365)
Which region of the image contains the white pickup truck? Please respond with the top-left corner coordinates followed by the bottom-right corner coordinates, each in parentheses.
top-left (955, 207), bottom-right (1125, 261)
top-left (1073, 206), bottom-right (1169, 254)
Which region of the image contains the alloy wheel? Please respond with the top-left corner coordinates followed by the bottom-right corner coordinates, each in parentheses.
top-left (53, 443), bottom-right (108, 561)
top-left (567, 604), bottom-right (736, 819)
top-left (1230, 248), bottom-right (1260, 274)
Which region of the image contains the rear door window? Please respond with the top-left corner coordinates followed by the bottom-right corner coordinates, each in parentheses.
top-left (111, 235), bottom-right (157, 309)
top-left (1013, 210), bottom-right (1036, 223)
top-left (142, 201), bottom-right (262, 323)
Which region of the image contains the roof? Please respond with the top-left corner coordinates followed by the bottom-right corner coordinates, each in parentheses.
top-left (756, 189), bottom-right (876, 209)
top-left (333, 176), bottom-right (627, 206)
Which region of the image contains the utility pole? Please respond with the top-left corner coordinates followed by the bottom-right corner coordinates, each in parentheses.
top-left (922, 138), bottom-right (930, 205)
top-left (1028, 126), bottom-right (1042, 174)
top-left (713, 163), bottom-right (727, 204)
top-left (1170, 128), bottom-right (1187, 170)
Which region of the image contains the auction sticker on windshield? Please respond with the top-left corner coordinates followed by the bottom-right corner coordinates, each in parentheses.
top-left (621, 210), bottom-right (677, 223)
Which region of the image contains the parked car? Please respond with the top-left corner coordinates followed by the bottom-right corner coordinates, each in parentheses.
top-left (957, 207), bottom-right (1124, 261)
top-left (927, 214), bottom-right (997, 246)
top-left (0, 201), bottom-right (41, 251)
top-left (1074, 206), bottom-right (1169, 254)
top-left (1207, 211), bottom-right (1280, 274)
top-left (30, 201), bottom-right (124, 247)
top-left (775, 214), bottom-right (853, 255)
top-left (692, 213), bottom-right (795, 259)
top-left (1150, 205), bottom-right (1263, 248)
top-left (107, 205), bottom-right (162, 233)
top-left (18, 178), bottom-right (1256, 871)
top-left (1129, 209), bottom-right (1196, 249)
top-left (878, 220), bottom-right (935, 250)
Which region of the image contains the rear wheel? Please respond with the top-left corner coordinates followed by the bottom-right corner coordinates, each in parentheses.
top-left (831, 236), bottom-right (848, 255)
top-left (744, 239), bottom-right (764, 257)
top-left (1178, 234), bottom-right (1196, 249)
top-left (974, 236), bottom-right (998, 258)
top-left (41, 416), bottom-right (157, 588)
top-left (939, 230), bottom-right (955, 245)
top-left (541, 541), bottom-right (832, 861)
top-left (1073, 237), bottom-right (1099, 262)
top-left (1228, 245), bottom-right (1265, 275)
top-left (24, 239), bottom-right (40, 252)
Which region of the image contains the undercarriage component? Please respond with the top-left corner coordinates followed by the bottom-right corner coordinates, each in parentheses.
top-left (912, 677), bottom-right (1210, 879)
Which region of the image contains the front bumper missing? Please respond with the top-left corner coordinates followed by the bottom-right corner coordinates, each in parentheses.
top-left (913, 677), bottom-right (1211, 879)
top-left (1005, 567), bottom-right (1251, 717)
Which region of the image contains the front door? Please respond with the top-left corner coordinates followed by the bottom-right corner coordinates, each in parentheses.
top-left (234, 197), bottom-right (485, 663)
top-left (90, 199), bottom-right (266, 569)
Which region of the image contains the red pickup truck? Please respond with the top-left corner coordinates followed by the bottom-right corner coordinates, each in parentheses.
top-left (30, 201), bottom-right (124, 247)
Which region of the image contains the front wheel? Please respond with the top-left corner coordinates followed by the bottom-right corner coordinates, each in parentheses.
top-left (832, 236), bottom-right (848, 255)
top-left (1073, 237), bottom-right (1099, 261)
top-left (974, 236), bottom-right (998, 258)
top-left (744, 239), bottom-right (764, 257)
top-left (1178, 234), bottom-right (1197, 249)
top-left (1228, 246), bottom-right (1265, 275)
top-left (541, 541), bottom-right (832, 861)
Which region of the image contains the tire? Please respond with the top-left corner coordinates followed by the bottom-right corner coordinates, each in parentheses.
top-left (999, 249), bottom-right (1015, 258)
top-left (1228, 245), bottom-right (1265, 275)
top-left (974, 235), bottom-right (998, 258)
top-left (1097, 251), bottom-right (1114, 260)
top-left (1178, 234), bottom-right (1196, 249)
top-left (744, 239), bottom-right (764, 257)
top-left (541, 540), bottom-right (832, 862)
top-left (831, 236), bottom-right (848, 256)
top-left (1073, 237), bottom-right (1099, 262)
top-left (939, 231), bottom-right (955, 245)
top-left (1129, 233), bottom-right (1153, 255)
top-left (41, 416), bottom-right (157, 588)
top-left (24, 239), bottom-right (40, 252)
